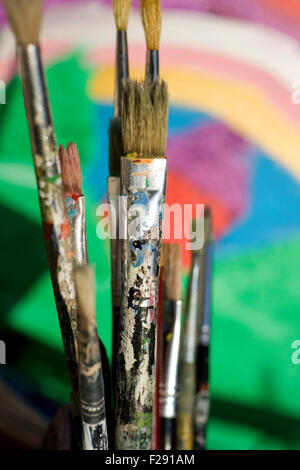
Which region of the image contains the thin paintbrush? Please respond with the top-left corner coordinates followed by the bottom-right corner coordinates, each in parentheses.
top-left (108, 119), bottom-right (123, 382)
top-left (3, 0), bottom-right (79, 402)
top-left (60, 143), bottom-right (113, 447)
top-left (74, 265), bottom-right (109, 450)
top-left (115, 79), bottom-right (169, 450)
top-left (110, 0), bottom-right (131, 380)
top-left (160, 244), bottom-right (183, 450)
top-left (113, 0), bottom-right (131, 117)
top-left (176, 218), bottom-right (205, 450)
top-left (194, 207), bottom-right (213, 450)
top-left (141, 0), bottom-right (162, 82)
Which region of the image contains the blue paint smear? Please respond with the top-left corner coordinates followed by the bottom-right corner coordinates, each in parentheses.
top-left (217, 149), bottom-right (300, 258)
top-left (85, 103), bottom-right (213, 200)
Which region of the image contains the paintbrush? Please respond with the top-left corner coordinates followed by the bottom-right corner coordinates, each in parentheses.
top-left (194, 207), bottom-right (213, 450)
top-left (115, 79), bottom-right (169, 450)
top-left (160, 243), bottom-right (183, 450)
top-left (3, 0), bottom-right (79, 404)
top-left (74, 265), bottom-right (109, 450)
top-left (108, 119), bottom-right (123, 383)
top-left (110, 0), bottom-right (131, 381)
top-left (60, 142), bottom-right (114, 447)
top-left (113, 0), bottom-right (131, 117)
top-left (176, 217), bottom-right (205, 450)
top-left (141, 0), bottom-right (162, 82)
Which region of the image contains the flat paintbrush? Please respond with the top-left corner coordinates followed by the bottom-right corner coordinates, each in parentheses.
top-left (160, 243), bottom-right (183, 450)
top-left (194, 207), bottom-right (213, 450)
top-left (3, 0), bottom-right (79, 403)
top-left (141, 0), bottom-right (162, 82)
top-left (115, 79), bottom-right (169, 450)
top-left (74, 265), bottom-right (109, 450)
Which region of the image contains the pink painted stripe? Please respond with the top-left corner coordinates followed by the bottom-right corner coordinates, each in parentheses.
top-left (87, 44), bottom-right (300, 128)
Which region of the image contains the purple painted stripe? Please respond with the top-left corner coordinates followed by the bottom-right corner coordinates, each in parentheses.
top-left (0, 1), bottom-right (300, 43)
top-left (166, 122), bottom-right (252, 218)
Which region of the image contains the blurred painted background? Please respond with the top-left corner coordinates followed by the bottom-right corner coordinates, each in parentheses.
top-left (1, 0), bottom-right (300, 450)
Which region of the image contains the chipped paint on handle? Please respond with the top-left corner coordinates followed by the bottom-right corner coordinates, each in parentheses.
top-left (115, 157), bottom-right (167, 450)
top-left (78, 313), bottom-right (109, 450)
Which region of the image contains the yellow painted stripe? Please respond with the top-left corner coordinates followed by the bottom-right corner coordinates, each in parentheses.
top-left (88, 66), bottom-right (300, 182)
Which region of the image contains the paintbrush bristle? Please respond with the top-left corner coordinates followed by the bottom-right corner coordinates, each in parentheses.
top-left (74, 265), bottom-right (96, 323)
top-left (122, 79), bottom-right (169, 157)
top-left (141, 0), bottom-right (162, 51)
top-left (3, 0), bottom-right (43, 45)
top-left (163, 243), bottom-right (182, 301)
top-left (59, 143), bottom-right (82, 197)
top-left (113, 0), bottom-right (132, 31)
top-left (109, 117), bottom-right (123, 177)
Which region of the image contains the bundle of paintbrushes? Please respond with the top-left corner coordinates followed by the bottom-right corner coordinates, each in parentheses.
top-left (3, 0), bottom-right (109, 450)
top-left (3, 0), bottom-right (215, 452)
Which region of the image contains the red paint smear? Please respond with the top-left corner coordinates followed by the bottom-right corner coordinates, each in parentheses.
top-left (60, 217), bottom-right (70, 240)
top-left (164, 172), bottom-right (235, 268)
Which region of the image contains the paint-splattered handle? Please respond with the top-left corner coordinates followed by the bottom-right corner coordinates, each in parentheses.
top-left (18, 44), bottom-right (78, 395)
top-left (115, 157), bottom-right (167, 450)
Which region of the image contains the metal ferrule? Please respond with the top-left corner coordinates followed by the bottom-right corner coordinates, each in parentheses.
top-left (184, 253), bottom-right (201, 363)
top-left (160, 300), bottom-right (182, 419)
top-left (115, 157), bottom-right (167, 450)
top-left (114, 30), bottom-right (129, 117)
top-left (108, 176), bottom-right (121, 306)
top-left (66, 196), bottom-right (88, 265)
top-left (146, 50), bottom-right (159, 83)
top-left (121, 157), bottom-right (167, 318)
